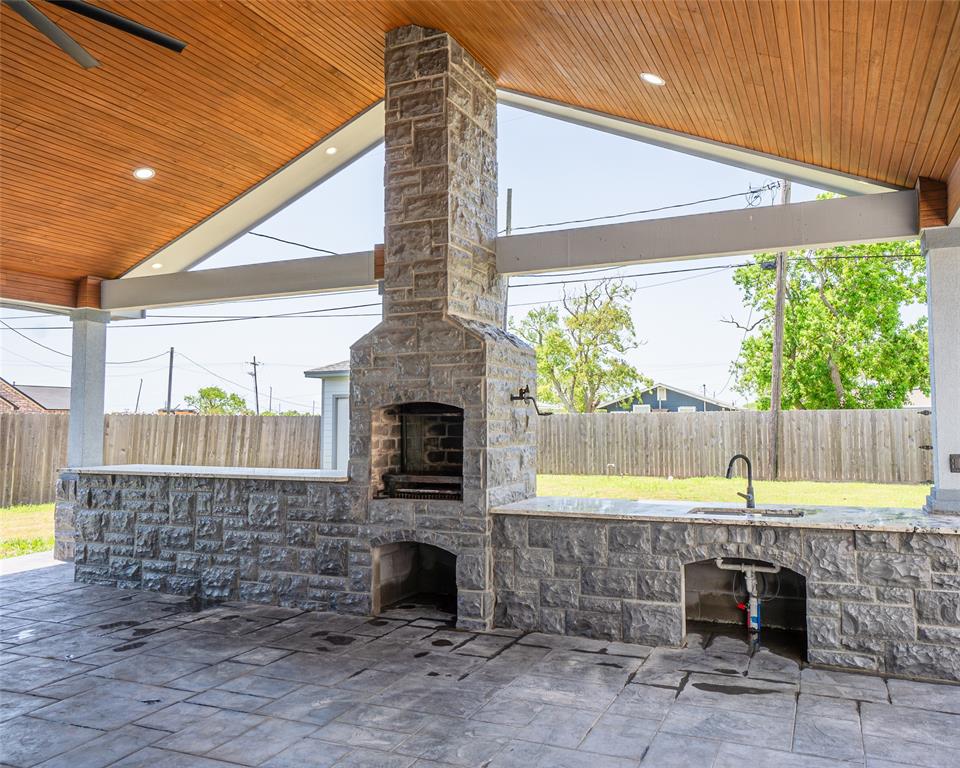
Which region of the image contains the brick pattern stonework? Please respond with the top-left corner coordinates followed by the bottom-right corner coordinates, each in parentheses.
top-left (67, 472), bottom-right (365, 608)
top-left (347, 25), bottom-right (536, 629)
top-left (492, 514), bottom-right (960, 682)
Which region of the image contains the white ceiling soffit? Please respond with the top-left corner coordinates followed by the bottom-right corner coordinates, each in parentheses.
top-left (124, 101), bottom-right (386, 278)
top-left (497, 90), bottom-right (899, 196)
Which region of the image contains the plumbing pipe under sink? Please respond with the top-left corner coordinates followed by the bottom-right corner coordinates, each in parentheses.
top-left (715, 557), bottom-right (781, 635)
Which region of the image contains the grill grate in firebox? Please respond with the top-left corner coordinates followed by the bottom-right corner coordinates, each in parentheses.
top-left (393, 489), bottom-right (463, 501)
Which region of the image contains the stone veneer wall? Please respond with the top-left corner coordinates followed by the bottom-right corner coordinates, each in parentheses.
top-left (64, 473), bottom-right (365, 607)
top-left (347, 25), bottom-right (537, 630)
top-left (492, 514), bottom-right (960, 682)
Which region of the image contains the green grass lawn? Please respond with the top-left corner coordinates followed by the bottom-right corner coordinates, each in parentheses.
top-left (537, 475), bottom-right (928, 508)
top-left (0, 503), bottom-right (54, 559)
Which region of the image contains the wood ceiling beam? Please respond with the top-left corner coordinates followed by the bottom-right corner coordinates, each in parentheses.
top-left (918, 177), bottom-right (950, 229)
top-left (497, 190), bottom-right (920, 275)
top-left (948, 158), bottom-right (960, 227)
top-left (0, 269), bottom-right (80, 310)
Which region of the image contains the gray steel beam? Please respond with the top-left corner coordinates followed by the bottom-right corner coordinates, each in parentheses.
top-left (497, 190), bottom-right (920, 275)
top-left (101, 251), bottom-right (377, 310)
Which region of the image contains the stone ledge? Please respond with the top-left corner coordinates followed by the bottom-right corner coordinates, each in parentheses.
top-left (492, 496), bottom-right (960, 534)
top-left (63, 465), bottom-right (349, 482)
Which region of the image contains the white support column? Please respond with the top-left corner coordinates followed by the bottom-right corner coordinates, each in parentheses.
top-left (923, 226), bottom-right (960, 514)
top-left (67, 308), bottom-right (109, 467)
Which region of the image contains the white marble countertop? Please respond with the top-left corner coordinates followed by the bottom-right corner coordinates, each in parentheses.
top-left (492, 496), bottom-right (960, 534)
top-left (62, 464), bottom-right (349, 482)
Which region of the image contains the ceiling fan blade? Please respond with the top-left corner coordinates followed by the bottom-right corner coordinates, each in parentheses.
top-left (3, 0), bottom-right (99, 68)
top-left (47, 0), bottom-right (187, 54)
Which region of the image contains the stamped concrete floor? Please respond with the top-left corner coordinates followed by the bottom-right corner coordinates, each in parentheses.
top-left (2, 563), bottom-right (960, 768)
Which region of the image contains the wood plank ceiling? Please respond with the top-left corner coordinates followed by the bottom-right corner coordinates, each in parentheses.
top-left (1, 0), bottom-right (959, 307)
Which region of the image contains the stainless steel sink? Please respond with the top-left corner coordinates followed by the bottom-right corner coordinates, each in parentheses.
top-left (690, 507), bottom-right (805, 518)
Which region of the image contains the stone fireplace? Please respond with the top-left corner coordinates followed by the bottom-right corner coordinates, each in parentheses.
top-left (372, 402), bottom-right (465, 500)
top-left (347, 25), bottom-right (537, 630)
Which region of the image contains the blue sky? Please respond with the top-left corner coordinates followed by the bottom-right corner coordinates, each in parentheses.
top-left (0, 105), bottom-right (831, 414)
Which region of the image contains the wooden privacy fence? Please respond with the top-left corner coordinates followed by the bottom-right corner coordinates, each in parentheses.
top-left (537, 409), bottom-right (932, 484)
top-left (0, 409), bottom-right (932, 506)
top-left (0, 413), bottom-right (322, 506)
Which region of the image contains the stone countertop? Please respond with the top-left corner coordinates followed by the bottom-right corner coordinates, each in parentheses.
top-left (61, 464), bottom-right (349, 482)
top-left (492, 496), bottom-right (960, 534)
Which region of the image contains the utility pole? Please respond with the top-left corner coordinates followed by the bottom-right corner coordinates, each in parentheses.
top-left (268, 386), bottom-right (273, 413)
top-left (768, 179), bottom-right (792, 480)
top-left (135, 378), bottom-right (143, 413)
top-left (165, 347), bottom-right (174, 414)
top-left (247, 356), bottom-right (262, 415)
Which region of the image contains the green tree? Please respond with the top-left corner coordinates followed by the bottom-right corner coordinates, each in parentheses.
top-left (730, 239), bottom-right (927, 410)
top-left (512, 281), bottom-right (649, 413)
top-left (184, 386), bottom-right (252, 415)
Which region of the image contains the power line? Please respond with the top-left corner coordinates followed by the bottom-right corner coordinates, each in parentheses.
top-left (248, 231), bottom-right (339, 256)
top-left (510, 262), bottom-right (744, 289)
top-left (0, 320), bottom-right (169, 363)
top-left (499, 182), bottom-right (781, 234)
top-left (1, 303), bottom-right (383, 332)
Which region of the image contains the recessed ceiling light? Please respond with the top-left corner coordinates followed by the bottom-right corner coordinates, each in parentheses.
top-left (152, 263), bottom-right (163, 269)
top-left (641, 72), bottom-right (666, 86)
top-left (325, 146), bottom-right (338, 155)
top-left (132, 166), bottom-right (156, 180)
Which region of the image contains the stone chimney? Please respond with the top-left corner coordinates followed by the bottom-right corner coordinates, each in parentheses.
top-left (347, 26), bottom-right (537, 630)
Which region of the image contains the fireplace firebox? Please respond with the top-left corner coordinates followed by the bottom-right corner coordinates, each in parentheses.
top-left (371, 402), bottom-right (464, 500)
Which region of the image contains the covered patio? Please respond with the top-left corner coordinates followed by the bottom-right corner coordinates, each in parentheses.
top-left (3, 559), bottom-right (960, 767)
top-left (2, 1), bottom-right (960, 765)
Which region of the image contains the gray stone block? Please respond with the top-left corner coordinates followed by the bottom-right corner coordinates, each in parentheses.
top-left (855, 531), bottom-right (901, 551)
top-left (495, 591), bottom-right (538, 629)
top-left (886, 642), bottom-right (960, 682)
top-left (540, 579), bottom-right (579, 608)
top-left (916, 590), bottom-right (960, 626)
top-left (608, 524), bottom-right (651, 553)
top-left (841, 603), bottom-right (916, 639)
top-left (803, 533), bottom-right (856, 582)
top-left (516, 548), bottom-right (554, 578)
top-left (318, 538), bottom-right (350, 576)
top-left (651, 524), bottom-right (696, 554)
top-left (622, 602), bottom-right (683, 645)
top-left (564, 609), bottom-right (622, 640)
top-left (858, 552), bottom-right (930, 588)
top-left (636, 570), bottom-right (681, 602)
top-left (550, 523), bottom-right (607, 565)
top-left (581, 567), bottom-right (636, 598)
top-left (808, 616), bottom-right (841, 648)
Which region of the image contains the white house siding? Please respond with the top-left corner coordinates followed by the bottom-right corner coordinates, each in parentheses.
top-left (321, 376), bottom-right (350, 470)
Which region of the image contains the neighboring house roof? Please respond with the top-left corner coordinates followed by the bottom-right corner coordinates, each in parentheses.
top-left (15, 384), bottom-right (71, 411)
top-left (0, 377), bottom-right (69, 411)
top-left (304, 360), bottom-right (351, 379)
top-left (906, 389), bottom-right (932, 408)
top-left (601, 382), bottom-right (737, 411)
